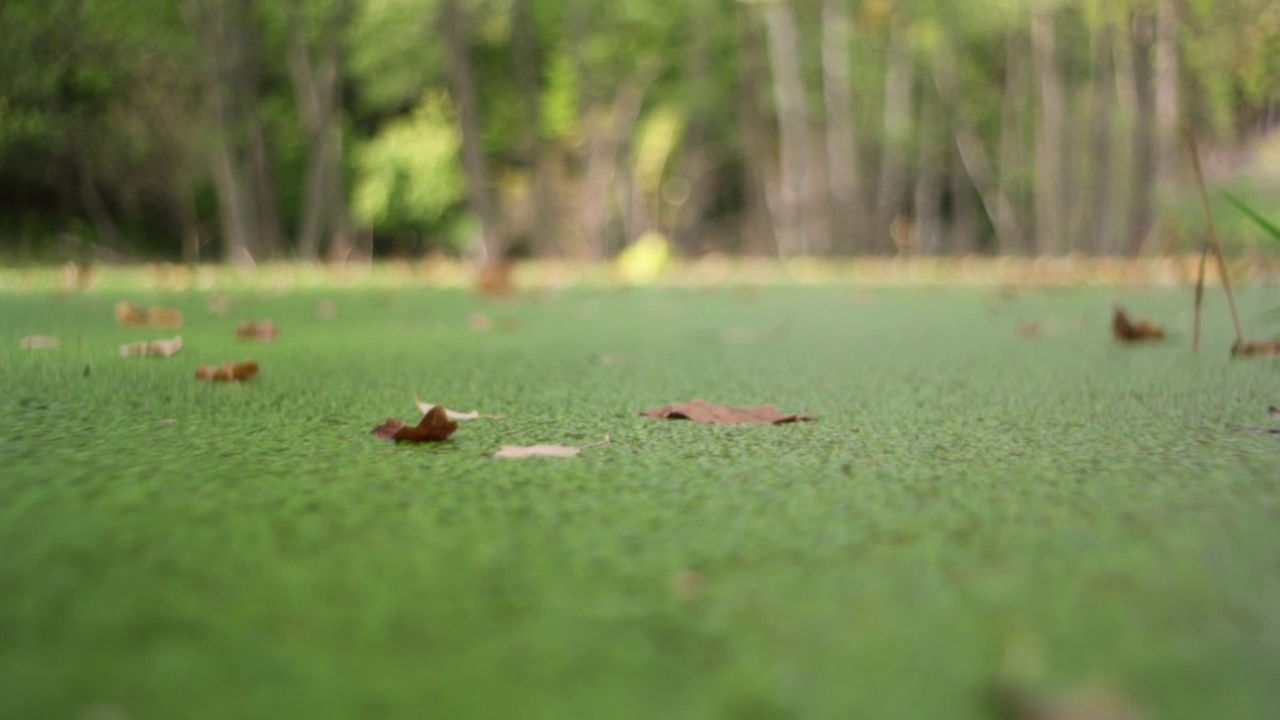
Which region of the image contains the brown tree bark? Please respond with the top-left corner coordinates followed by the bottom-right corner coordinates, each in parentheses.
top-left (735, 2), bottom-right (777, 256)
top-left (1127, 10), bottom-right (1157, 255)
top-left (511, 0), bottom-right (560, 257)
top-left (762, 0), bottom-right (814, 256)
top-left (874, 24), bottom-right (913, 255)
top-left (913, 88), bottom-right (942, 254)
top-left (441, 0), bottom-right (502, 262)
top-left (1083, 23), bottom-right (1116, 254)
top-left (996, 30), bottom-right (1029, 255)
top-left (1031, 8), bottom-right (1066, 255)
top-left (821, 0), bottom-right (865, 254)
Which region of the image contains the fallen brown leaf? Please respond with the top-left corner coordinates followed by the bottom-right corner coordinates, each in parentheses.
top-left (993, 681), bottom-right (1147, 720)
top-left (19, 335), bottom-right (60, 350)
top-left (115, 300), bottom-right (184, 328)
top-left (414, 399), bottom-right (504, 420)
top-left (119, 335), bottom-right (183, 358)
top-left (1111, 307), bottom-right (1164, 342)
top-left (195, 359), bottom-right (259, 382)
top-left (642, 399), bottom-right (814, 425)
top-left (1269, 406), bottom-right (1280, 419)
top-left (492, 435), bottom-right (610, 459)
top-left (1016, 321), bottom-right (1042, 339)
top-left (1231, 339), bottom-right (1280, 357)
top-left (475, 261), bottom-right (515, 296)
top-left (373, 404), bottom-right (458, 443)
top-left (236, 319), bottom-right (279, 341)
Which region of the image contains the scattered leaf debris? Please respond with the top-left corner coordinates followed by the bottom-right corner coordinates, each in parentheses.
top-left (19, 335), bottom-right (60, 350)
top-left (119, 335), bottom-right (183, 358)
top-left (414, 399), bottom-right (504, 421)
top-left (1016, 321), bottom-right (1042, 339)
top-left (115, 300), bottom-right (184, 328)
top-left (641, 399), bottom-right (814, 425)
top-left (373, 404), bottom-right (458, 443)
top-left (1230, 339), bottom-right (1280, 357)
top-left (992, 681), bottom-right (1148, 720)
top-left (195, 359), bottom-right (259, 382)
top-left (493, 435), bottom-right (610, 459)
top-left (1111, 307), bottom-right (1164, 342)
top-left (236, 319), bottom-right (279, 341)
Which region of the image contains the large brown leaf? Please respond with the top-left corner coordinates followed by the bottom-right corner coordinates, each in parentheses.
top-left (195, 359), bottom-right (259, 382)
top-left (236, 319), bottom-right (279, 341)
top-left (1111, 308), bottom-right (1164, 342)
top-left (1231, 339), bottom-right (1280, 357)
top-left (373, 405), bottom-right (458, 443)
top-left (641, 399), bottom-right (814, 425)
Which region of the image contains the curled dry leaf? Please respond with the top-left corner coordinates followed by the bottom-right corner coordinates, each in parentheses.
top-left (493, 435), bottom-right (610, 459)
top-left (120, 335), bottom-right (183, 358)
top-left (1111, 308), bottom-right (1164, 342)
top-left (236, 319), bottom-right (279, 341)
top-left (642, 399), bottom-right (814, 425)
top-left (115, 300), bottom-right (184, 329)
top-left (414, 399), bottom-right (504, 421)
top-left (19, 335), bottom-right (60, 350)
top-left (195, 359), bottom-right (259, 382)
top-left (373, 404), bottom-right (458, 443)
top-left (992, 681), bottom-right (1147, 720)
top-left (1231, 339), bottom-right (1280, 357)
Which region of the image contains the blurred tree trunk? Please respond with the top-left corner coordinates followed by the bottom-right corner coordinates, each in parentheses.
top-left (511, 0), bottom-right (560, 256)
top-left (821, 0), bottom-right (865, 254)
top-left (735, 2), bottom-right (777, 256)
top-left (1127, 10), bottom-right (1156, 255)
top-left (1083, 23), bottom-right (1116, 254)
top-left (762, 0), bottom-right (813, 256)
top-left (932, 39), bottom-right (1022, 255)
top-left (1153, 0), bottom-right (1180, 253)
top-left (288, 0), bottom-right (354, 262)
top-left (874, 24), bottom-right (913, 255)
top-left (996, 29), bottom-right (1029, 255)
top-left (1031, 8), bottom-right (1065, 255)
top-left (949, 148), bottom-right (979, 254)
top-left (913, 88), bottom-right (942, 254)
top-left (673, 0), bottom-right (717, 254)
top-left (441, 0), bottom-right (502, 262)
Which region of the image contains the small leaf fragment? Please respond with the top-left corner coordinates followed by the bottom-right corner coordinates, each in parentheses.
top-left (373, 405), bottom-right (458, 443)
top-left (195, 359), bottom-right (259, 382)
top-left (115, 300), bottom-right (183, 328)
top-left (236, 319), bottom-right (279, 341)
top-left (492, 435), bottom-right (609, 459)
top-left (414, 399), bottom-right (504, 421)
top-left (642, 399), bottom-right (814, 425)
top-left (19, 336), bottom-right (60, 350)
top-left (1111, 307), bottom-right (1164, 342)
top-left (120, 335), bottom-right (183, 358)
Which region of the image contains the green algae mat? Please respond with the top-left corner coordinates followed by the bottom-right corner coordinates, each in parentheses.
top-left (2, 285), bottom-right (1279, 719)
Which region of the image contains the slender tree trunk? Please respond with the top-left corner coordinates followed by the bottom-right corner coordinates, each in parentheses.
top-left (821, 0), bottom-right (864, 254)
top-left (1153, 0), bottom-right (1180, 253)
top-left (874, 25), bottom-right (913, 255)
top-left (511, 0), bottom-right (559, 256)
top-left (949, 147), bottom-right (979, 254)
top-left (1084, 23), bottom-right (1116, 255)
top-left (442, 0), bottom-right (502, 262)
top-left (1127, 10), bottom-right (1156, 256)
top-left (762, 0), bottom-right (811, 256)
top-left (913, 87), bottom-right (942, 254)
top-left (1031, 8), bottom-right (1065, 255)
top-left (735, 2), bottom-right (777, 256)
top-left (996, 30), bottom-right (1029, 255)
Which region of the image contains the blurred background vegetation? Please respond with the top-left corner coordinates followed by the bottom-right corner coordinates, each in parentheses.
top-left (1, 0), bottom-right (1278, 265)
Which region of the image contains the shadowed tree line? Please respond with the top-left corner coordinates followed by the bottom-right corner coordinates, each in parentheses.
top-left (1, 0), bottom-right (1278, 264)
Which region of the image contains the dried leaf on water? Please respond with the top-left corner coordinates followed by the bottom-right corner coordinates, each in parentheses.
top-left (641, 399), bottom-right (814, 425)
top-left (115, 300), bottom-right (184, 329)
top-left (372, 404), bottom-right (458, 443)
top-left (19, 336), bottom-right (61, 350)
top-left (195, 359), bottom-right (259, 382)
top-left (236, 319), bottom-right (279, 341)
top-left (119, 335), bottom-right (183, 358)
top-left (493, 436), bottom-right (610, 459)
top-left (414, 399), bottom-right (504, 421)
top-left (1231, 339), bottom-right (1280, 357)
top-left (1111, 308), bottom-right (1164, 342)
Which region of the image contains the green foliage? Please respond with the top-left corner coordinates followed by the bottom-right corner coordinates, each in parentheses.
top-left (351, 92), bottom-right (466, 245)
top-left (1222, 190), bottom-right (1280, 245)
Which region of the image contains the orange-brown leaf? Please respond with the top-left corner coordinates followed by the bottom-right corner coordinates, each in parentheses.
top-left (641, 399), bottom-right (814, 425)
top-left (195, 359), bottom-right (259, 382)
top-left (1111, 308), bottom-right (1164, 342)
top-left (236, 319), bottom-right (279, 341)
top-left (1231, 339), bottom-right (1280, 357)
top-left (475, 261), bottom-right (515, 297)
top-left (372, 405), bottom-right (458, 443)
top-left (115, 300), bottom-right (183, 328)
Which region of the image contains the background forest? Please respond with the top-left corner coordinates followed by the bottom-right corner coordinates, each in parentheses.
top-left (2, 0), bottom-right (1279, 265)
